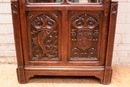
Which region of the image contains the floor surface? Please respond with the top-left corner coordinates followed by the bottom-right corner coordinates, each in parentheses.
top-left (0, 64), bottom-right (130, 87)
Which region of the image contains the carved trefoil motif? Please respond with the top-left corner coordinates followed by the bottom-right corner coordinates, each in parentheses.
top-left (30, 12), bottom-right (59, 60)
top-left (112, 5), bottom-right (117, 14)
top-left (70, 12), bottom-right (100, 60)
top-left (11, 4), bottom-right (18, 14)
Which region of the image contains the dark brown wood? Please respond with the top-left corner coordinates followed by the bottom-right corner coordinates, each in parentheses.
top-left (103, 1), bottom-right (118, 84)
top-left (11, 1), bottom-right (26, 83)
top-left (11, 0), bottom-right (118, 84)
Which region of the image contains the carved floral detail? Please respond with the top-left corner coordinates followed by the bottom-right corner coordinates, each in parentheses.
top-left (31, 13), bottom-right (59, 59)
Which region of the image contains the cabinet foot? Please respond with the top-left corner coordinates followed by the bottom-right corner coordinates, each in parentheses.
top-left (102, 69), bottom-right (113, 85)
top-left (16, 68), bottom-right (26, 84)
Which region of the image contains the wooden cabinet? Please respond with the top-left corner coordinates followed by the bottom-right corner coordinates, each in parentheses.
top-left (11, 0), bottom-right (118, 84)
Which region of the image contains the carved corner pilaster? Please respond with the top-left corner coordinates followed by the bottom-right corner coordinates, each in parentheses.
top-left (105, 1), bottom-right (118, 66)
top-left (11, 1), bottom-right (26, 84)
top-left (104, 1), bottom-right (118, 85)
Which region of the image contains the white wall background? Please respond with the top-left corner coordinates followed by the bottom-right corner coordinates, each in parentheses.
top-left (113, 0), bottom-right (130, 65)
top-left (0, 0), bottom-right (130, 64)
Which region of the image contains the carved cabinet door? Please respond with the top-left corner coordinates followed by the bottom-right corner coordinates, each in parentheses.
top-left (67, 10), bottom-right (107, 66)
top-left (24, 11), bottom-right (62, 65)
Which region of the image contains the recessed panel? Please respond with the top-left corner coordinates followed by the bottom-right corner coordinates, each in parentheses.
top-left (68, 11), bottom-right (102, 61)
top-left (27, 11), bottom-right (61, 61)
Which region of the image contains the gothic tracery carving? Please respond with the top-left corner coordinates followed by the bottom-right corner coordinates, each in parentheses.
top-left (70, 12), bottom-right (100, 60)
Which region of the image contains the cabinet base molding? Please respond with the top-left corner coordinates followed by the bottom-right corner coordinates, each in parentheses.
top-left (17, 66), bottom-right (112, 84)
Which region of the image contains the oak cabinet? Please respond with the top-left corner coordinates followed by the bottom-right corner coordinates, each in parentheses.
top-left (11, 0), bottom-right (118, 84)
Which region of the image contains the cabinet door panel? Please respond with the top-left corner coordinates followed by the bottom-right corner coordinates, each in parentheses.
top-left (26, 11), bottom-right (62, 62)
top-left (68, 11), bottom-right (104, 65)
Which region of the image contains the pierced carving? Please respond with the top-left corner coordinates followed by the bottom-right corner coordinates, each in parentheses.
top-left (12, 4), bottom-right (18, 14)
top-left (31, 13), bottom-right (59, 60)
top-left (70, 12), bottom-right (100, 60)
